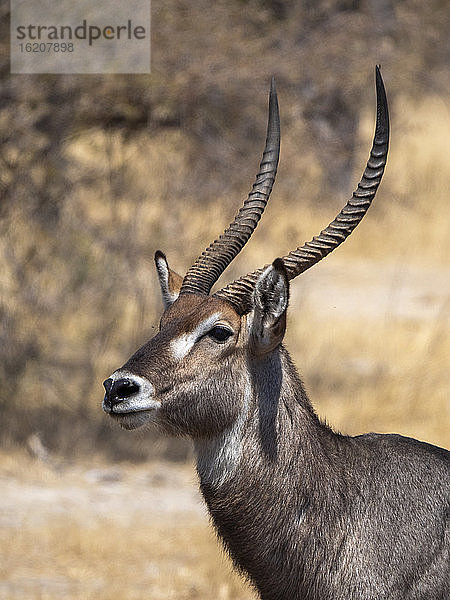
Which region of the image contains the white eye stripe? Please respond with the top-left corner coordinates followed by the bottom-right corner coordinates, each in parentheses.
top-left (170, 313), bottom-right (223, 360)
top-left (170, 334), bottom-right (196, 361)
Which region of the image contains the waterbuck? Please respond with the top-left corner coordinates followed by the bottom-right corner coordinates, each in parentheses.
top-left (103, 67), bottom-right (450, 599)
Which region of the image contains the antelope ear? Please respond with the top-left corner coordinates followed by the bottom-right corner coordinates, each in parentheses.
top-left (154, 251), bottom-right (183, 308)
top-left (250, 258), bottom-right (289, 355)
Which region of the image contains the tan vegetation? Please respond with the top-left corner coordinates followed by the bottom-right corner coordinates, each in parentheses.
top-left (0, 454), bottom-right (255, 599)
top-left (2, 521), bottom-right (253, 599)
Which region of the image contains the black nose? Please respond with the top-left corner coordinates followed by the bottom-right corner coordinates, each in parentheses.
top-left (103, 377), bottom-right (140, 408)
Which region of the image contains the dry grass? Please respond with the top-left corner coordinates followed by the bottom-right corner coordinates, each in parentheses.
top-left (1, 521), bottom-right (254, 600)
top-left (288, 309), bottom-right (449, 448)
top-left (0, 454), bottom-right (254, 600)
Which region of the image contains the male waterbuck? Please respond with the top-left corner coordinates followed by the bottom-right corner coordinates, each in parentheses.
top-left (103, 67), bottom-right (449, 599)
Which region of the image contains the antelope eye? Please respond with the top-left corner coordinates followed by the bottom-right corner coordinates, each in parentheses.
top-left (208, 325), bottom-right (233, 342)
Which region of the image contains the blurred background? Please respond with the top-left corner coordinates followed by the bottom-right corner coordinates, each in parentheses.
top-left (0, 1), bottom-right (449, 598)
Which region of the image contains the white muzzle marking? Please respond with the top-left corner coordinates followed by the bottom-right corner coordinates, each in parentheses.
top-left (104, 370), bottom-right (159, 414)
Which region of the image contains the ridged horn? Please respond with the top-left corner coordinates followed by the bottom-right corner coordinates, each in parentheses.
top-left (214, 65), bottom-right (389, 315)
top-left (179, 77), bottom-right (280, 296)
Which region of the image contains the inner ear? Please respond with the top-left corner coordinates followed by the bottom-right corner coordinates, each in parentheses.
top-left (250, 258), bottom-right (289, 355)
top-left (154, 251), bottom-right (183, 309)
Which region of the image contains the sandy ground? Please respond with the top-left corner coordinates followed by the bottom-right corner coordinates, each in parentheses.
top-left (0, 459), bottom-right (205, 531)
top-left (0, 457), bottom-right (222, 600)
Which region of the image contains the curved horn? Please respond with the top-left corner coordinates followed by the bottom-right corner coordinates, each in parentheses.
top-left (179, 77), bottom-right (280, 296)
top-left (215, 66), bottom-right (389, 315)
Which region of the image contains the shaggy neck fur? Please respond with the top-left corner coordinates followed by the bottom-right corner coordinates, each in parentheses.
top-left (194, 346), bottom-right (351, 599)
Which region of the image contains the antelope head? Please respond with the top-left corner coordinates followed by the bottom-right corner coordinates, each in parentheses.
top-left (103, 67), bottom-right (389, 438)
